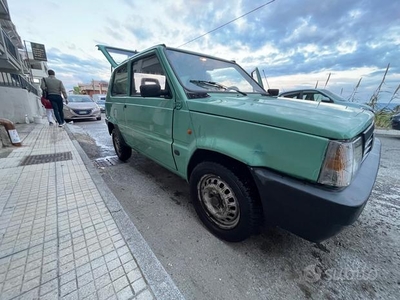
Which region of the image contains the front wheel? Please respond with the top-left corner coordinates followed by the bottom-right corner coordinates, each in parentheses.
top-left (190, 162), bottom-right (262, 242)
top-left (112, 128), bottom-right (132, 161)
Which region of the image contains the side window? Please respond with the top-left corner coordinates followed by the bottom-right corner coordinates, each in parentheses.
top-left (303, 93), bottom-right (315, 101)
top-left (313, 93), bottom-right (324, 101)
top-left (131, 55), bottom-right (167, 97)
top-left (283, 93), bottom-right (300, 99)
top-left (112, 64), bottom-right (128, 96)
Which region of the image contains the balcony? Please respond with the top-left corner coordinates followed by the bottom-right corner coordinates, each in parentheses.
top-left (0, 71), bottom-right (40, 96)
top-left (0, 0), bottom-right (10, 21)
top-left (0, 27), bottom-right (22, 72)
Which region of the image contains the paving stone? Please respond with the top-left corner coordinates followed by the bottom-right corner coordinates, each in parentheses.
top-left (78, 271), bottom-right (94, 288)
top-left (110, 266), bottom-right (125, 282)
top-left (97, 283), bottom-right (116, 300)
top-left (61, 275), bottom-right (78, 297)
top-left (127, 269), bottom-right (142, 284)
top-left (117, 286), bottom-right (135, 300)
top-left (21, 276), bottom-right (40, 293)
top-left (113, 275), bottom-right (129, 293)
top-left (40, 278), bottom-right (58, 296)
top-left (60, 270), bottom-right (77, 286)
top-left (132, 278), bottom-right (147, 294)
top-left (134, 289), bottom-right (154, 300)
top-left (78, 281), bottom-right (96, 299)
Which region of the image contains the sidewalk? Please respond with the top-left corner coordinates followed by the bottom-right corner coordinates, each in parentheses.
top-left (0, 123), bottom-right (183, 300)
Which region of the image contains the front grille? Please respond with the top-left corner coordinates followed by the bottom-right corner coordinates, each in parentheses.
top-left (362, 123), bottom-right (374, 159)
top-left (73, 109), bottom-right (91, 115)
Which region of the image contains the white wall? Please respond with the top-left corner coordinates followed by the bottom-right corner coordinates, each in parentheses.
top-left (0, 86), bottom-right (44, 123)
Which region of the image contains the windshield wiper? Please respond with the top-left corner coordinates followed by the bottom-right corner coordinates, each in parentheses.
top-left (189, 80), bottom-right (247, 96)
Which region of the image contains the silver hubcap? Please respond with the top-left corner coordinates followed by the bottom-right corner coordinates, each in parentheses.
top-left (197, 174), bottom-right (240, 229)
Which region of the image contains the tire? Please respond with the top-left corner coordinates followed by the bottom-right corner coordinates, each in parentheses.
top-left (112, 128), bottom-right (132, 161)
top-left (96, 115), bottom-right (101, 120)
top-left (190, 161), bottom-right (262, 242)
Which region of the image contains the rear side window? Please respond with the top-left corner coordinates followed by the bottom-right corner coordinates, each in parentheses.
top-left (112, 64), bottom-right (128, 96)
top-left (131, 55), bottom-right (166, 96)
top-left (282, 93), bottom-right (300, 99)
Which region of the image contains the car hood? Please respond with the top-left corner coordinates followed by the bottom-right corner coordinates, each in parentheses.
top-left (65, 102), bottom-right (97, 110)
top-left (337, 101), bottom-right (373, 112)
top-left (186, 95), bottom-right (374, 139)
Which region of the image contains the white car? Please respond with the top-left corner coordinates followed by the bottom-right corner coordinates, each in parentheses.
top-left (63, 95), bottom-right (101, 121)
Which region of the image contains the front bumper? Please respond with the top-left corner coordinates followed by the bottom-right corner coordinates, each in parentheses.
top-left (250, 138), bottom-right (381, 243)
top-left (64, 108), bottom-right (101, 120)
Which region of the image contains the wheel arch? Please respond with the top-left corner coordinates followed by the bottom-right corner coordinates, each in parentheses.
top-left (106, 121), bottom-right (115, 135)
top-left (187, 149), bottom-right (261, 205)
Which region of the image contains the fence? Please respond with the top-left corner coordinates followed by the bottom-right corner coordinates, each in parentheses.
top-left (0, 72), bottom-right (40, 96)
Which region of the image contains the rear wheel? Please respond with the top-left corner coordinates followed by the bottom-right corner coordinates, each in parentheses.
top-left (112, 128), bottom-right (131, 161)
top-left (190, 161), bottom-right (262, 242)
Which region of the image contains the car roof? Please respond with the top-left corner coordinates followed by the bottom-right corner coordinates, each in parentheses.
top-left (280, 88), bottom-right (328, 94)
top-left (97, 44), bottom-right (239, 69)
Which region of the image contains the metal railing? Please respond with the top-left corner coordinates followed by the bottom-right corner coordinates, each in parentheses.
top-left (1, 28), bottom-right (18, 60)
top-left (0, 71), bottom-right (40, 96)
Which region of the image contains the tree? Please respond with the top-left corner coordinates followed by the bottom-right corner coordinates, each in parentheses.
top-left (73, 86), bottom-right (81, 94)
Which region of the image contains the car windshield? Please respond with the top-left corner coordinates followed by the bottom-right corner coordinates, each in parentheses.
top-left (68, 96), bottom-right (93, 103)
top-left (165, 49), bottom-right (265, 94)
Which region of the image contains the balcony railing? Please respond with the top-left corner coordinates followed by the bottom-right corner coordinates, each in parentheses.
top-left (1, 28), bottom-right (18, 60)
top-left (0, 71), bottom-right (40, 96)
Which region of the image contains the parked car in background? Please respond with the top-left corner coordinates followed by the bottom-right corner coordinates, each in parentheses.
top-left (279, 88), bottom-right (374, 112)
top-left (391, 113), bottom-right (400, 130)
top-left (96, 96), bottom-right (106, 112)
top-left (63, 95), bottom-right (101, 121)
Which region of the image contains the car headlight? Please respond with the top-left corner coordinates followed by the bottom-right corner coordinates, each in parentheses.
top-left (318, 137), bottom-right (363, 187)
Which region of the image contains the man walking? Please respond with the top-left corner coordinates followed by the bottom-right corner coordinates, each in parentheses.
top-left (41, 70), bottom-right (68, 127)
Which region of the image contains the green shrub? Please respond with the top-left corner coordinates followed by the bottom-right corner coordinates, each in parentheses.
top-left (374, 111), bottom-right (393, 128)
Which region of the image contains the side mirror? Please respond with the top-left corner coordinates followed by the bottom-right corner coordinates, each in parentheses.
top-left (140, 84), bottom-right (161, 97)
top-left (268, 89), bottom-right (279, 96)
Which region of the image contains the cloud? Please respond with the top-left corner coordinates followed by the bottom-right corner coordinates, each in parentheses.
top-left (6, 0), bottom-right (399, 102)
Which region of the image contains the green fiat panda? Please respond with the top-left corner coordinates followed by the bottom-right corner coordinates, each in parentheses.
top-left (98, 44), bottom-right (381, 243)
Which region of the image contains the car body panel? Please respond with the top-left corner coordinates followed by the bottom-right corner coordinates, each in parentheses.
top-left (391, 113), bottom-right (400, 130)
top-left (187, 95), bottom-right (374, 140)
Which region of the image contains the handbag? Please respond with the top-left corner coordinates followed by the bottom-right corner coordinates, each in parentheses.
top-left (42, 78), bottom-right (49, 99)
top-left (41, 96), bottom-right (52, 108)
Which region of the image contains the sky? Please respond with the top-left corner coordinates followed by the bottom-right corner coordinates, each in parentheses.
top-left (7, 0), bottom-right (400, 104)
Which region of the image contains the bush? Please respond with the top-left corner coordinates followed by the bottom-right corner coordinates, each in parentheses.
top-left (374, 111), bottom-right (393, 129)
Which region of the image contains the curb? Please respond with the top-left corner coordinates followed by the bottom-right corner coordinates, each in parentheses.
top-left (66, 125), bottom-right (185, 300)
top-left (374, 129), bottom-right (400, 137)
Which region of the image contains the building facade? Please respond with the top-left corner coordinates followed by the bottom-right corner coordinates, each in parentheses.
top-left (0, 0), bottom-right (44, 124)
top-left (78, 80), bottom-right (109, 97)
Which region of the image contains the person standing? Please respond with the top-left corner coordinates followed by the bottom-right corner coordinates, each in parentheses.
top-left (41, 70), bottom-right (68, 127)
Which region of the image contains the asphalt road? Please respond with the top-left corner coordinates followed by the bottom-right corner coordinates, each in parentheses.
top-left (69, 117), bottom-right (400, 300)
